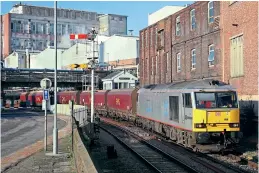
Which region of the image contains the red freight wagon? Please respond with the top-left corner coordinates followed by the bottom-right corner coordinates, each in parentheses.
top-left (20, 92), bottom-right (30, 107)
top-left (57, 91), bottom-right (81, 105)
top-left (28, 92), bottom-right (36, 107)
top-left (80, 91), bottom-right (91, 107)
top-left (107, 88), bottom-right (139, 119)
top-left (80, 90), bottom-right (110, 115)
top-left (35, 91), bottom-right (43, 107)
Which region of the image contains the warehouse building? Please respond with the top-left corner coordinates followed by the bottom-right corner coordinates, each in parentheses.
top-left (1, 3), bottom-right (127, 59)
top-left (140, 1), bottom-right (220, 86)
top-left (139, 1), bottom-right (258, 116)
top-left (102, 34), bottom-right (139, 76)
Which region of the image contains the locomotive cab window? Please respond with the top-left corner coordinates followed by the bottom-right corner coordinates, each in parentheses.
top-left (169, 96), bottom-right (179, 122)
top-left (195, 92), bottom-right (238, 109)
top-left (183, 93), bottom-right (192, 108)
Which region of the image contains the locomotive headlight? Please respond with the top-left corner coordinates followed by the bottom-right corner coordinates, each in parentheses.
top-left (229, 123), bottom-right (239, 128)
top-left (195, 123), bottom-right (206, 128)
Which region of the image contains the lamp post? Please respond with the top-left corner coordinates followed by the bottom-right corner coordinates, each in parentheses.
top-left (53, 0), bottom-right (58, 155)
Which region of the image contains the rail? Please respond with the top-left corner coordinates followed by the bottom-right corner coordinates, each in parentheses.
top-left (100, 122), bottom-right (199, 173)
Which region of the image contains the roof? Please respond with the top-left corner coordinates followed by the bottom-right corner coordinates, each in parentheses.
top-left (140, 79), bottom-right (235, 92)
top-left (102, 71), bottom-right (122, 80)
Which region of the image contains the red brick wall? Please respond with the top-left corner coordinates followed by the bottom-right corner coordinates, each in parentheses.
top-left (221, 1), bottom-right (258, 97)
top-left (109, 58), bottom-right (138, 67)
top-left (3, 14), bottom-right (11, 58)
top-left (140, 1), bottom-right (222, 86)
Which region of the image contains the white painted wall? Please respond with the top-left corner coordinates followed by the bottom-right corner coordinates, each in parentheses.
top-left (148, 6), bottom-right (185, 26)
top-left (4, 52), bottom-right (27, 68)
top-left (103, 35), bottom-right (139, 63)
top-left (61, 35), bottom-right (110, 68)
top-left (30, 47), bottom-right (64, 69)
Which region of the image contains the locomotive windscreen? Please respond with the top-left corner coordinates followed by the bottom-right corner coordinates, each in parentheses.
top-left (195, 91), bottom-right (238, 109)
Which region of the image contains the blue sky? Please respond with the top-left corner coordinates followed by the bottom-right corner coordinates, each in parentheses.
top-left (1, 1), bottom-right (193, 36)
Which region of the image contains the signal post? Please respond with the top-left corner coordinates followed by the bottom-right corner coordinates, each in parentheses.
top-left (70, 29), bottom-right (98, 125)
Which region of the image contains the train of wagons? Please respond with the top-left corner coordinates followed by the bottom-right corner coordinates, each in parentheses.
top-left (2, 79), bottom-right (240, 152)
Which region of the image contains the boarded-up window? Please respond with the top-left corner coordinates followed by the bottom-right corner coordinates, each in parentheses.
top-left (160, 30), bottom-right (164, 47)
top-left (169, 96), bottom-right (179, 122)
top-left (230, 35), bottom-right (244, 77)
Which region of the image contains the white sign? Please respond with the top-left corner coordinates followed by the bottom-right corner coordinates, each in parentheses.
top-left (40, 78), bottom-right (52, 89)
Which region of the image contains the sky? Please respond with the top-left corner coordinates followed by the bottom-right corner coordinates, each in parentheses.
top-left (1, 1), bottom-right (193, 36)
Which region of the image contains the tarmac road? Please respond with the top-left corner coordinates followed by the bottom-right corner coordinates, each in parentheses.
top-left (1, 110), bottom-right (66, 157)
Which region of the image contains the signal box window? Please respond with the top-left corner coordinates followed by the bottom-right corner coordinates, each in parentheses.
top-left (169, 96), bottom-right (179, 122)
top-left (183, 93), bottom-right (192, 108)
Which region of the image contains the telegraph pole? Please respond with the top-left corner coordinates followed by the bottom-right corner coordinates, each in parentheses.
top-left (53, 1), bottom-right (58, 155)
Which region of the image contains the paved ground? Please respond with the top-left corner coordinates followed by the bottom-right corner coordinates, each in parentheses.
top-left (2, 134), bottom-right (76, 173)
top-left (1, 110), bottom-right (66, 157)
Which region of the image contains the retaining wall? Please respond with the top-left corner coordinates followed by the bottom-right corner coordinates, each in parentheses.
top-left (73, 126), bottom-right (98, 173)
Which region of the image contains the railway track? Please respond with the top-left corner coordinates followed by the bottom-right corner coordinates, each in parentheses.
top-left (100, 122), bottom-right (199, 173)
top-left (100, 117), bottom-right (255, 173)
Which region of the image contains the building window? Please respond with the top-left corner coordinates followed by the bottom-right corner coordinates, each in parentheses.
top-left (11, 22), bottom-right (14, 31)
top-left (208, 44), bottom-right (215, 66)
top-left (190, 9), bottom-right (196, 30)
top-left (191, 49), bottom-right (196, 69)
top-left (208, 1), bottom-right (214, 23)
top-left (177, 53), bottom-right (181, 72)
top-left (156, 55), bottom-right (158, 75)
top-left (145, 32), bottom-right (148, 47)
top-left (230, 35), bottom-right (244, 77)
top-left (31, 22), bottom-right (36, 34)
top-left (50, 23), bottom-right (54, 34)
top-left (176, 16), bottom-right (181, 36)
top-left (160, 30), bottom-right (164, 47)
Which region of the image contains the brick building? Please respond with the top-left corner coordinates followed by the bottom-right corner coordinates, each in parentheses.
top-left (140, 1), bottom-right (221, 86)
top-left (140, 1), bottom-right (258, 115)
top-left (221, 1), bottom-right (258, 115)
